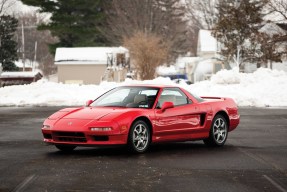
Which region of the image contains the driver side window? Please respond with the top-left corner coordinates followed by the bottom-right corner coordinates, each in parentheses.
top-left (157, 88), bottom-right (190, 108)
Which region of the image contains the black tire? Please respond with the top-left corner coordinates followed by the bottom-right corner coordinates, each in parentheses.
top-left (128, 120), bottom-right (151, 153)
top-left (55, 145), bottom-right (76, 152)
top-left (204, 114), bottom-right (228, 147)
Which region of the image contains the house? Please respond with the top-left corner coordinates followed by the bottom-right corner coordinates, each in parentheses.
top-left (183, 30), bottom-right (228, 82)
top-left (195, 25), bottom-right (287, 77)
top-left (175, 56), bottom-right (201, 82)
top-left (259, 22), bottom-right (287, 72)
top-left (55, 47), bottom-right (129, 84)
top-left (0, 71), bottom-right (43, 87)
top-left (15, 60), bottom-right (38, 72)
top-left (243, 23), bottom-right (287, 73)
top-left (197, 30), bottom-right (218, 59)
top-left (157, 30), bottom-right (221, 83)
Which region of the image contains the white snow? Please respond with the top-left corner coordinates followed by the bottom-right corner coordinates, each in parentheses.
top-left (55, 47), bottom-right (128, 65)
top-left (0, 68), bottom-right (287, 107)
top-left (190, 68), bottom-right (287, 107)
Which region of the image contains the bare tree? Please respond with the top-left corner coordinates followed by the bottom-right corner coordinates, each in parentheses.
top-left (16, 12), bottom-right (57, 75)
top-left (104, 0), bottom-right (189, 60)
top-left (124, 31), bottom-right (169, 80)
top-left (185, 0), bottom-right (219, 30)
top-left (266, 0), bottom-right (287, 21)
top-left (184, 0), bottom-right (219, 56)
top-left (0, 0), bottom-right (15, 15)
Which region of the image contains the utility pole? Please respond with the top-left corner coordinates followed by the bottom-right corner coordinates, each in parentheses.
top-left (33, 41), bottom-right (37, 71)
top-left (16, 25), bottom-right (37, 71)
top-left (21, 23), bottom-right (25, 72)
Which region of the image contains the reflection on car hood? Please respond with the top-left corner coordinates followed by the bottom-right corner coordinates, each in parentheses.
top-left (61, 107), bottom-right (115, 120)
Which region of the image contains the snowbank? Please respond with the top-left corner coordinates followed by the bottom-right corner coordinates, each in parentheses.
top-left (0, 68), bottom-right (287, 107)
top-left (189, 68), bottom-right (287, 107)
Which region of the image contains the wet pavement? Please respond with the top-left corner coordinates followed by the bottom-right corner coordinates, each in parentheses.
top-left (0, 107), bottom-right (287, 192)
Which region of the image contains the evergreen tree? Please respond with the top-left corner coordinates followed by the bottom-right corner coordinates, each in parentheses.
top-left (212, 0), bottom-right (267, 68)
top-left (20, 0), bottom-right (110, 54)
top-left (0, 15), bottom-right (18, 71)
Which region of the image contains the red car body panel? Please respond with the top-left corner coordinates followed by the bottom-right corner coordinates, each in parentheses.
top-left (42, 85), bottom-right (240, 147)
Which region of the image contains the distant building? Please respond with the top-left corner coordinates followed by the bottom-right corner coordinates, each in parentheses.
top-left (197, 30), bottom-right (219, 59)
top-left (55, 47), bottom-right (129, 84)
top-left (175, 30), bottom-right (227, 82)
top-left (259, 22), bottom-right (287, 72)
top-left (0, 71), bottom-right (43, 87)
top-left (243, 22), bottom-right (287, 73)
top-left (175, 56), bottom-right (201, 82)
top-left (15, 60), bottom-right (38, 72)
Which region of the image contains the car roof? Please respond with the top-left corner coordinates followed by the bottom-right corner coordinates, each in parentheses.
top-left (120, 84), bottom-right (179, 89)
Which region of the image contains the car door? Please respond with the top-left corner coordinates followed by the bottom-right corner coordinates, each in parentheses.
top-left (154, 88), bottom-right (201, 139)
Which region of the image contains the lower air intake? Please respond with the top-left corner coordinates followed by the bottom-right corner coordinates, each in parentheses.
top-left (53, 131), bottom-right (87, 143)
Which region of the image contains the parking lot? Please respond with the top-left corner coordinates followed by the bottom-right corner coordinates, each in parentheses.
top-left (0, 107), bottom-right (286, 192)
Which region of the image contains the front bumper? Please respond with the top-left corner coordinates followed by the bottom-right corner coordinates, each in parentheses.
top-left (42, 129), bottom-right (128, 146)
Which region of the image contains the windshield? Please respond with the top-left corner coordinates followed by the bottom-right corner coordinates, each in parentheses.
top-left (91, 86), bottom-right (159, 109)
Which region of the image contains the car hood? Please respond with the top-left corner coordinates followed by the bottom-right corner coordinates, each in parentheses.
top-left (49, 107), bottom-right (118, 120)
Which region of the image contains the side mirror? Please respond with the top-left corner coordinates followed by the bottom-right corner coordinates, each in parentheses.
top-left (86, 100), bottom-right (93, 107)
top-left (161, 102), bottom-right (174, 112)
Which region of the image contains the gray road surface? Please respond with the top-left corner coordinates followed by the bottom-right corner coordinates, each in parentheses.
top-left (0, 107), bottom-right (286, 192)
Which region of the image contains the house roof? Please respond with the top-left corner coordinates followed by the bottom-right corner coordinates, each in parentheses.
top-left (259, 23), bottom-right (287, 37)
top-left (54, 47), bottom-right (129, 65)
top-left (198, 30), bottom-right (217, 52)
top-left (0, 71), bottom-right (42, 78)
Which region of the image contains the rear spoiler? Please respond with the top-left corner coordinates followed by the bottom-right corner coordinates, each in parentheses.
top-left (201, 96), bottom-right (226, 100)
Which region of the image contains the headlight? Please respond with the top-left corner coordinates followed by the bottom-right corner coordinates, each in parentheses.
top-left (90, 127), bottom-right (112, 131)
top-left (42, 125), bottom-right (51, 129)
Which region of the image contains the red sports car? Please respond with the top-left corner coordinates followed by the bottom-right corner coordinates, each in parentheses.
top-left (42, 85), bottom-right (240, 153)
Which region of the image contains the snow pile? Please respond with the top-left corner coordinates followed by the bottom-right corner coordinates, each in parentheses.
top-left (0, 77), bottom-right (175, 107)
top-left (210, 67), bottom-right (241, 84)
top-left (0, 68), bottom-right (287, 107)
top-left (190, 68), bottom-right (287, 107)
top-left (0, 81), bottom-right (105, 107)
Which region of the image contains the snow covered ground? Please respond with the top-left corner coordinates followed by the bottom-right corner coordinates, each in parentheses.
top-left (0, 68), bottom-right (287, 107)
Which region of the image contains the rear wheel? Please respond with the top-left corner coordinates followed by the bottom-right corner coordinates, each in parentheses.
top-left (55, 145), bottom-right (76, 152)
top-left (204, 115), bottom-right (228, 147)
top-left (128, 120), bottom-right (151, 153)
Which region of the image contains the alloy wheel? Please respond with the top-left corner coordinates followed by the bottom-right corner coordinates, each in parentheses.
top-left (213, 117), bottom-right (227, 144)
top-left (132, 123), bottom-right (149, 151)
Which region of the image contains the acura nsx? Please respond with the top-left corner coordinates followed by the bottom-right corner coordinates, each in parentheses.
top-left (42, 85), bottom-right (240, 153)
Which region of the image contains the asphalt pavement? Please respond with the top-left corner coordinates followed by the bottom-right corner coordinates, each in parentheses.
top-left (0, 107), bottom-right (286, 192)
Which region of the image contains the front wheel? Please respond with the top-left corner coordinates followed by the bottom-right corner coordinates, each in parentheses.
top-left (55, 145), bottom-right (76, 152)
top-left (204, 115), bottom-right (228, 147)
top-left (128, 120), bottom-right (151, 153)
